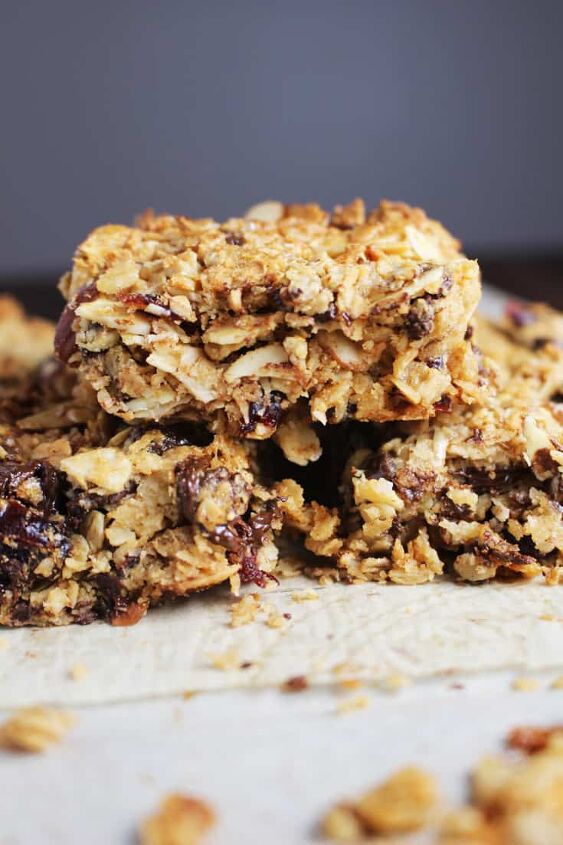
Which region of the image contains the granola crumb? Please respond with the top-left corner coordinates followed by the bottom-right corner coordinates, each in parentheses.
top-left (182, 691), bottom-right (196, 700)
top-left (507, 724), bottom-right (563, 754)
top-left (322, 767), bottom-right (437, 840)
top-left (229, 593), bottom-right (262, 627)
top-left (321, 804), bottom-right (363, 842)
top-left (338, 678), bottom-right (363, 691)
top-left (281, 675), bottom-right (309, 693)
top-left (336, 694), bottom-right (370, 715)
top-left (332, 661), bottom-right (362, 678)
top-left (139, 793), bottom-right (215, 845)
top-left (291, 589), bottom-right (320, 603)
top-left (512, 676), bottom-right (540, 692)
top-left (0, 707), bottom-right (75, 753)
top-left (381, 673), bottom-right (411, 692)
top-left (68, 662), bottom-right (88, 681)
top-left (208, 648), bottom-right (241, 671)
top-left (264, 607), bottom-right (286, 628)
top-left (552, 676), bottom-right (563, 690)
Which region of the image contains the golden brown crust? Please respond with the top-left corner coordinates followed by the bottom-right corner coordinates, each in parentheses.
top-left (57, 200), bottom-right (482, 452)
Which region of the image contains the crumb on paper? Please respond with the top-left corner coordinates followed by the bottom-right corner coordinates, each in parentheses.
top-left (332, 661), bottom-right (362, 678)
top-left (321, 804), bottom-right (363, 842)
top-left (0, 707), bottom-right (75, 753)
top-left (512, 677), bottom-right (540, 692)
top-left (208, 648), bottom-right (241, 671)
top-left (139, 793), bottom-right (215, 845)
top-left (381, 673), bottom-right (411, 692)
top-left (338, 678), bottom-right (363, 691)
top-left (265, 607), bottom-right (286, 628)
top-left (552, 676), bottom-right (563, 690)
top-left (0, 638), bottom-right (9, 651)
top-left (507, 724), bottom-right (563, 754)
top-left (182, 691), bottom-right (197, 700)
top-left (229, 593), bottom-right (262, 627)
top-left (68, 663), bottom-right (88, 681)
top-left (336, 694), bottom-right (370, 715)
top-left (281, 675), bottom-right (309, 693)
top-left (291, 589), bottom-right (319, 603)
top-left (322, 767), bottom-right (437, 840)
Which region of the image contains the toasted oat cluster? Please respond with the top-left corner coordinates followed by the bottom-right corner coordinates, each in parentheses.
top-left (56, 200), bottom-right (482, 457)
top-left (323, 726), bottom-right (563, 844)
top-left (278, 302), bottom-right (562, 585)
top-left (0, 296), bottom-right (54, 385)
top-left (140, 793), bottom-right (215, 845)
top-left (0, 366), bottom-right (280, 626)
top-left (0, 706), bottom-right (75, 753)
top-left (322, 766), bottom-right (438, 840)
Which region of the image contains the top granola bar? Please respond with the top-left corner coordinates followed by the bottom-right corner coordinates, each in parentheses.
top-left (56, 200), bottom-right (482, 455)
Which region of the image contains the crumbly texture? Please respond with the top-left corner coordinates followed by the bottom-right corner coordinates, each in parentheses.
top-left (139, 793), bottom-right (215, 845)
top-left (0, 296), bottom-right (55, 384)
top-left (0, 706), bottom-right (75, 752)
top-left (0, 366), bottom-right (280, 627)
top-left (56, 200), bottom-right (482, 457)
top-left (323, 727), bottom-right (563, 843)
top-left (439, 728), bottom-right (563, 844)
top-left (278, 302), bottom-right (562, 584)
top-left (321, 766), bottom-right (438, 840)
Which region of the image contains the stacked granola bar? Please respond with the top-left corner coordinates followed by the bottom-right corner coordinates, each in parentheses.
top-left (1, 200), bottom-right (561, 626)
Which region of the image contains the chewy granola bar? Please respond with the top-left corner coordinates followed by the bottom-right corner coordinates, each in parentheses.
top-left (277, 303), bottom-right (562, 584)
top-left (56, 200), bottom-right (482, 461)
top-left (0, 365), bottom-right (280, 626)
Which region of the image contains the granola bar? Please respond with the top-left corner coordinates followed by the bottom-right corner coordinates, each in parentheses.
top-left (56, 200), bottom-right (482, 458)
top-left (0, 368), bottom-right (280, 626)
top-left (278, 303), bottom-right (562, 584)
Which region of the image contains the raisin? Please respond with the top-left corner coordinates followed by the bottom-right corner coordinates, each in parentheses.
top-left (225, 233), bottom-right (245, 246)
top-left (54, 283), bottom-right (98, 362)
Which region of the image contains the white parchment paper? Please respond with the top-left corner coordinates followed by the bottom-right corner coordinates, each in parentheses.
top-left (2, 579), bottom-right (563, 707)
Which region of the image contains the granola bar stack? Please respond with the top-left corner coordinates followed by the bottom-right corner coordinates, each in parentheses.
top-left (1, 198), bottom-right (561, 626)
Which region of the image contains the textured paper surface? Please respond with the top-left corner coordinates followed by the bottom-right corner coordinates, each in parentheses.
top-left (4, 284), bottom-right (560, 708)
top-left (2, 579), bottom-right (563, 707)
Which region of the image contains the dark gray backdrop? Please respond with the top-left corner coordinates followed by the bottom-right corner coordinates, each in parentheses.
top-left (1, 0), bottom-right (562, 276)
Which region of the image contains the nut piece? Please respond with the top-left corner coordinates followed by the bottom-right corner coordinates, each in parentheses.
top-left (140, 793), bottom-right (215, 845)
top-left (60, 447), bottom-right (132, 494)
top-left (0, 707), bottom-right (75, 753)
top-left (244, 200), bottom-right (284, 223)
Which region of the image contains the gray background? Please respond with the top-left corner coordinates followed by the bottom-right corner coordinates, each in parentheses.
top-left (1, 0), bottom-right (562, 276)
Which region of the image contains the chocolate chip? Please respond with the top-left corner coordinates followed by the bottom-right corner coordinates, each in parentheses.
top-left (405, 298), bottom-right (435, 340)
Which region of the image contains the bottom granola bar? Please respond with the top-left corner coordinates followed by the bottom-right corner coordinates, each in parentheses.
top-left (0, 366), bottom-right (280, 626)
top-left (277, 303), bottom-right (562, 585)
